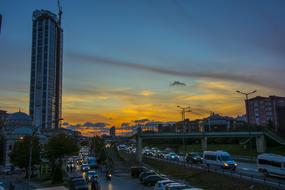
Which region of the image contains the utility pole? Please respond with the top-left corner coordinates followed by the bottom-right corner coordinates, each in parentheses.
top-left (27, 118), bottom-right (63, 189)
top-left (236, 90), bottom-right (257, 123)
top-left (177, 106), bottom-right (191, 154)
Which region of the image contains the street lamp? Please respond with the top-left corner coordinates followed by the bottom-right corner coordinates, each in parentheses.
top-left (236, 90), bottom-right (257, 123)
top-left (27, 118), bottom-right (63, 189)
top-left (177, 106), bottom-right (191, 154)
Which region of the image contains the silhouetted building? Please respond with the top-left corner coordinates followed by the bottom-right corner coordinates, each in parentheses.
top-left (246, 96), bottom-right (285, 132)
top-left (277, 106), bottom-right (285, 133)
top-left (29, 10), bottom-right (63, 129)
top-left (110, 126), bottom-right (116, 137)
top-left (0, 110), bottom-right (8, 128)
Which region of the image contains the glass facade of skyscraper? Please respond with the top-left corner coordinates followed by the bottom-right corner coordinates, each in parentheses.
top-left (29, 10), bottom-right (63, 129)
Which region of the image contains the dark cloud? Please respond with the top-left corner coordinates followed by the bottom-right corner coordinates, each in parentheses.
top-left (170, 81), bottom-right (186, 87)
top-left (134, 119), bottom-right (150, 123)
top-left (67, 52), bottom-right (284, 91)
top-left (83, 122), bottom-right (109, 128)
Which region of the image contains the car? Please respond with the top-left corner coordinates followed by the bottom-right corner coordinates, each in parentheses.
top-left (166, 152), bottom-right (180, 161)
top-left (139, 170), bottom-right (156, 182)
top-left (157, 151), bottom-right (168, 159)
top-left (142, 175), bottom-right (167, 186)
top-left (154, 179), bottom-right (175, 190)
top-left (80, 164), bottom-right (90, 172)
top-left (0, 166), bottom-right (21, 175)
top-left (86, 170), bottom-right (98, 181)
top-left (70, 178), bottom-right (88, 190)
top-left (203, 151), bottom-right (237, 170)
top-left (67, 160), bottom-right (75, 168)
top-left (76, 159), bottom-right (83, 165)
top-left (165, 183), bottom-right (191, 190)
top-left (185, 152), bottom-right (203, 164)
top-left (131, 166), bottom-right (148, 177)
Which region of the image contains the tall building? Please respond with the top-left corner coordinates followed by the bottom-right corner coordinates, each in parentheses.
top-left (109, 126), bottom-right (116, 137)
top-left (29, 10), bottom-right (63, 129)
top-left (246, 96), bottom-right (285, 132)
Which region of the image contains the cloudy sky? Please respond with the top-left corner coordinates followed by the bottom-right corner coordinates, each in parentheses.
top-left (1, 0), bottom-right (285, 133)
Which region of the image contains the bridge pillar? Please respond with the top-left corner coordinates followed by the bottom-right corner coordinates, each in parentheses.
top-left (136, 127), bottom-right (142, 163)
top-left (201, 137), bottom-right (207, 151)
top-left (256, 135), bottom-right (266, 153)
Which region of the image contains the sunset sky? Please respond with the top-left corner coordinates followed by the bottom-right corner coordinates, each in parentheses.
top-left (1, 0), bottom-right (285, 134)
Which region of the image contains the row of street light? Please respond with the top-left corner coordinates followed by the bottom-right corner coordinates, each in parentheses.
top-left (176, 90), bottom-right (257, 153)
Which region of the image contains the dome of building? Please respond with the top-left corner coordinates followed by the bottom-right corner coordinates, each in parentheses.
top-left (5, 111), bottom-right (32, 127)
top-left (13, 127), bottom-right (33, 135)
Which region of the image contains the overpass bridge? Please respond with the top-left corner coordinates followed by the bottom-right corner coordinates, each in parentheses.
top-left (135, 129), bottom-right (285, 162)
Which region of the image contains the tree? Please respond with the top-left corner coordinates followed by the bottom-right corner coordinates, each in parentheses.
top-left (10, 136), bottom-right (41, 177)
top-left (90, 136), bottom-right (106, 164)
top-left (45, 134), bottom-right (79, 183)
top-left (46, 134), bottom-right (79, 163)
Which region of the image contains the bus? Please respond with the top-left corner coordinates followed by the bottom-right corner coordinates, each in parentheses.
top-left (88, 156), bottom-right (97, 169)
top-left (257, 153), bottom-right (285, 177)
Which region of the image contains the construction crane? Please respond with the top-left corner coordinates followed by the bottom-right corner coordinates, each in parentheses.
top-left (57, 0), bottom-right (62, 25)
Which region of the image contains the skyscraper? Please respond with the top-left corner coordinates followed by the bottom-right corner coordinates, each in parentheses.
top-left (29, 10), bottom-right (63, 129)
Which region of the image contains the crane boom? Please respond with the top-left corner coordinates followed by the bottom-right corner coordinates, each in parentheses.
top-left (57, 0), bottom-right (62, 25)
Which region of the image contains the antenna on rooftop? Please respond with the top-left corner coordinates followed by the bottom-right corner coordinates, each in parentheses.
top-left (57, 0), bottom-right (62, 25)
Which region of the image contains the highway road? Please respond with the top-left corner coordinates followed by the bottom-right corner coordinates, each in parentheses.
top-left (146, 155), bottom-right (285, 189)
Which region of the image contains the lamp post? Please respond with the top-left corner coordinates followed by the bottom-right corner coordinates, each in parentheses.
top-left (236, 90), bottom-right (257, 123)
top-left (177, 106), bottom-right (191, 154)
top-left (27, 118), bottom-right (63, 189)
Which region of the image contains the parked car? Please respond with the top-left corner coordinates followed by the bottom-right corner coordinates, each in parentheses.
top-left (139, 170), bottom-right (156, 182)
top-left (166, 152), bottom-right (180, 161)
top-left (165, 183), bottom-right (191, 190)
top-left (142, 175), bottom-right (167, 186)
top-left (0, 166), bottom-right (22, 175)
top-left (70, 177), bottom-right (88, 190)
top-left (86, 170), bottom-right (98, 181)
top-left (185, 152), bottom-right (203, 164)
top-left (131, 166), bottom-right (148, 177)
top-left (154, 179), bottom-right (175, 190)
top-left (203, 151), bottom-right (237, 170)
top-left (81, 164), bottom-right (90, 172)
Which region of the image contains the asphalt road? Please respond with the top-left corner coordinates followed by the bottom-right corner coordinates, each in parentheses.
top-left (70, 165), bottom-right (152, 190)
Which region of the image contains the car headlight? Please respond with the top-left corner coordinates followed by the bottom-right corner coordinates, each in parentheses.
top-left (224, 163), bottom-right (229, 167)
top-left (193, 157), bottom-right (197, 160)
top-left (234, 163), bottom-right (238, 166)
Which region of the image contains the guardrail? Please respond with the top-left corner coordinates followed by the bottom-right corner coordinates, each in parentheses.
top-left (232, 155), bottom-right (256, 163)
top-left (144, 155), bottom-right (285, 190)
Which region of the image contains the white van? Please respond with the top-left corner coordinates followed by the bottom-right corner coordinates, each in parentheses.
top-left (203, 151), bottom-right (237, 170)
top-left (257, 153), bottom-right (285, 177)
